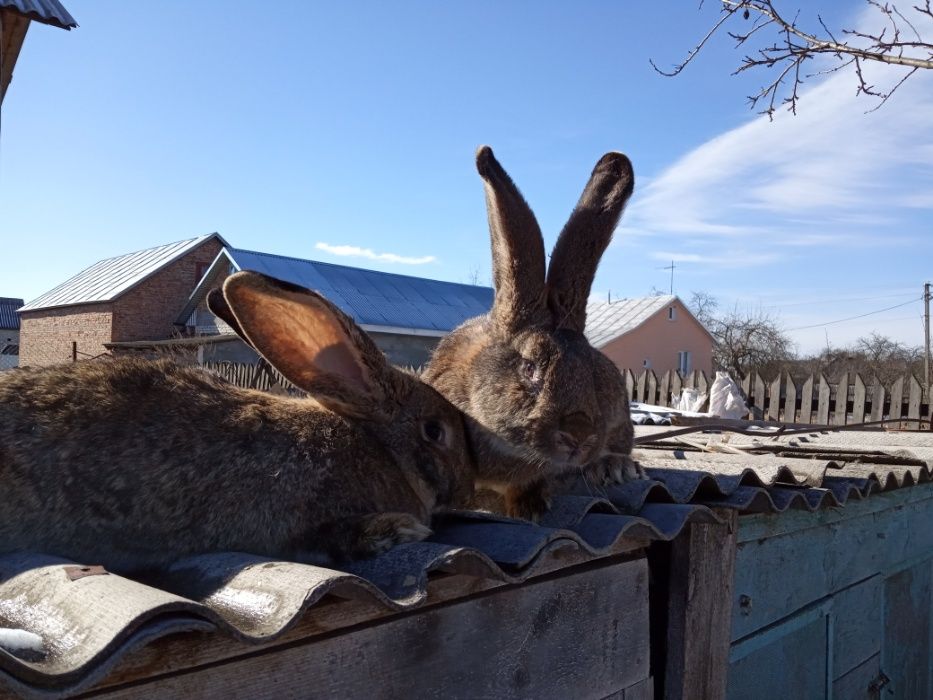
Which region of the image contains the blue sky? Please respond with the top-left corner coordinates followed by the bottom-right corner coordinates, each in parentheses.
top-left (1, 1), bottom-right (930, 354)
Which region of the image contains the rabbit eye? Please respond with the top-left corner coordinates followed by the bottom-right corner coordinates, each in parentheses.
top-left (422, 420), bottom-right (446, 446)
top-left (520, 359), bottom-right (538, 382)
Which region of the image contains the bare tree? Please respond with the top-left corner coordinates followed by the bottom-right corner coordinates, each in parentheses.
top-left (689, 291), bottom-right (796, 376)
top-left (652, 1), bottom-right (933, 117)
top-left (796, 331), bottom-right (924, 385)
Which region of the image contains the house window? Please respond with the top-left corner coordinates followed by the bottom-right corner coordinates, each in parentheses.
top-left (668, 306), bottom-right (676, 321)
top-left (677, 351), bottom-right (691, 374)
top-left (642, 358), bottom-right (651, 368)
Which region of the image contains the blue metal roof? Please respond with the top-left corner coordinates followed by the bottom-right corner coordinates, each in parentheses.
top-left (226, 248), bottom-right (493, 333)
top-left (0, 297), bottom-right (23, 330)
top-left (0, 0), bottom-right (76, 29)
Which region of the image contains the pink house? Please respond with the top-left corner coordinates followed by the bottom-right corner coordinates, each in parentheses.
top-left (586, 295), bottom-right (714, 376)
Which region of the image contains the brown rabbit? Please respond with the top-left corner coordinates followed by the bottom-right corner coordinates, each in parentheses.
top-left (0, 271), bottom-right (475, 574)
top-left (423, 146), bottom-right (644, 520)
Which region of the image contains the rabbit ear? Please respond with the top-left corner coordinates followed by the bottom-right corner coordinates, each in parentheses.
top-left (222, 271), bottom-right (404, 418)
top-left (207, 287), bottom-right (250, 345)
top-left (476, 146), bottom-right (548, 332)
top-left (545, 152), bottom-right (635, 332)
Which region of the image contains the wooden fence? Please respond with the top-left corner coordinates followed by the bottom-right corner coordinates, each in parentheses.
top-left (203, 360), bottom-right (933, 427)
top-left (202, 360), bottom-right (303, 395)
top-left (624, 369), bottom-right (933, 426)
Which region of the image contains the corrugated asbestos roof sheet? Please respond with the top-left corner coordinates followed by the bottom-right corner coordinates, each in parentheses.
top-left (0, 0), bottom-right (76, 28)
top-left (19, 235), bottom-right (223, 313)
top-left (0, 298), bottom-right (23, 330)
top-left (585, 295), bottom-right (676, 347)
top-left (2, 427), bottom-right (932, 696)
top-left (225, 248), bottom-right (495, 333)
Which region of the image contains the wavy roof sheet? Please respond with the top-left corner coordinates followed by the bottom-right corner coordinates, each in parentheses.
top-left (0, 0), bottom-right (76, 29)
top-left (2, 427), bottom-right (932, 696)
top-left (19, 235), bottom-right (224, 313)
top-left (0, 298), bottom-right (22, 330)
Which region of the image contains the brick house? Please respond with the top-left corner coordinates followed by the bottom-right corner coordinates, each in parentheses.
top-left (586, 295), bottom-right (715, 376)
top-left (18, 234), bottom-right (225, 366)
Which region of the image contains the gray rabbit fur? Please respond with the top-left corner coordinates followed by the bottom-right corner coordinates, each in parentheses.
top-left (0, 271), bottom-right (475, 574)
top-left (423, 146), bottom-right (644, 520)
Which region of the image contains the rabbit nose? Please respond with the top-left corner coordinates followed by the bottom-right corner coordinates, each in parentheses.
top-left (556, 412), bottom-right (596, 455)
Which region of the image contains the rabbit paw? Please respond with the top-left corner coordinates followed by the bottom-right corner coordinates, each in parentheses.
top-left (587, 454), bottom-right (646, 486)
top-left (504, 481), bottom-right (552, 522)
top-left (356, 513), bottom-right (433, 557)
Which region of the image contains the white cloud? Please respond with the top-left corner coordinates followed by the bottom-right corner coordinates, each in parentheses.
top-left (625, 36), bottom-right (933, 247)
top-left (649, 250), bottom-right (782, 268)
top-left (314, 242), bottom-right (436, 265)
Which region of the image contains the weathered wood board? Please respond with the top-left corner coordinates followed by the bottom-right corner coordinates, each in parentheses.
top-left (89, 556), bottom-right (650, 700)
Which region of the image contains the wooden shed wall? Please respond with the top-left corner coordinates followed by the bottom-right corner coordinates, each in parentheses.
top-left (727, 483), bottom-right (933, 699)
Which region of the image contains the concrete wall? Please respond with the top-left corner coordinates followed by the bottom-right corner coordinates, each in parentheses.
top-left (369, 331), bottom-right (439, 369)
top-left (18, 304), bottom-right (114, 367)
top-left (598, 299), bottom-right (713, 375)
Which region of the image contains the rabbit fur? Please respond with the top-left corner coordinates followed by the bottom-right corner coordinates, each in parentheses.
top-left (423, 146), bottom-right (644, 520)
top-left (0, 272), bottom-right (475, 574)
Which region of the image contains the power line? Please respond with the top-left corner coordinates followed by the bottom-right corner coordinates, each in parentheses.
top-left (764, 291), bottom-right (918, 309)
top-left (786, 296), bottom-right (922, 331)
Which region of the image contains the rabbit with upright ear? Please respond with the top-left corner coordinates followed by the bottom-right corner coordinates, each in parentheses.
top-left (423, 146), bottom-right (644, 520)
top-left (0, 271), bottom-right (475, 573)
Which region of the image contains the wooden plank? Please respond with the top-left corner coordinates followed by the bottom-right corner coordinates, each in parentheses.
top-left (882, 558), bottom-right (933, 699)
top-left (816, 374), bottom-right (831, 425)
top-left (623, 369), bottom-right (635, 402)
top-left (834, 372), bottom-right (849, 425)
top-left (799, 375), bottom-right (814, 424)
top-left (766, 374), bottom-right (781, 422)
top-left (665, 509), bottom-right (738, 700)
top-left (851, 373), bottom-right (867, 424)
top-left (832, 654), bottom-right (880, 700)
top-left (636, 371), bottom-right (648, 404)
top-left (831, 576), bottom-right (882, 680)
top-left (889, 376), bottom-right (905, 421)
top-left (869, 379), bottom-right (885, 423)
top-left (752, 373), bottom-right (765, 420)
top-left (908, 375), bottom-right (923, 421)
top-left (602, 676), bottom-right (654, 700)
top-left (92, 557), bottom-right (651, 700)
top-left (659, 371), bottom-right (672, 408)
top-left (87, 544), bottom-right (642, 694)
top-left (671, 372), bottom-right (683, 407)
top-left (728, 604), bottom-right (829, 700)
top-left (647, 370), bottom-right (659, 406)
top-left (732, 486), bottom-right (933, 640)
top-left (783, 373), bottom-right (797, 424)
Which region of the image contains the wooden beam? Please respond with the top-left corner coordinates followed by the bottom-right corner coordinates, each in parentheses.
top-left (1, 9), bottom-right (31, 104)
top-left (664, 509), bottom-right (738, 700)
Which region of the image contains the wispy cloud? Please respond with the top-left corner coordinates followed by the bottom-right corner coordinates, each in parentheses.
top-left (315, 242), bottom-right (436, 265)
top-left (624, 40), bottom-right (933, 248)
top-left (649, 250), bottom-right (781, 268)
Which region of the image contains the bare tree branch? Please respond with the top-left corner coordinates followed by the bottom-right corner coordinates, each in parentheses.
top-left (653, 0), bottom-right (933, 117)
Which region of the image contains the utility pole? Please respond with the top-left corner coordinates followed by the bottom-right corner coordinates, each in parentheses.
top-left (925, 282), bottom-right (931, 391)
